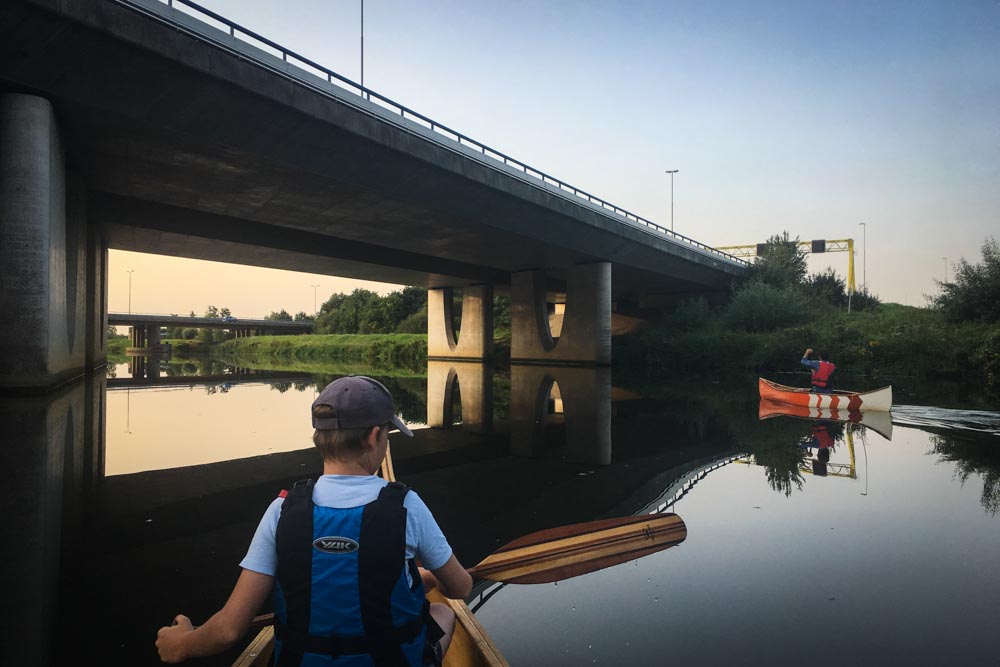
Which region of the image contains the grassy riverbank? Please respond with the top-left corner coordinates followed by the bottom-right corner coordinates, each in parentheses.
top-left (614, 303), bottom-right (1000, 392)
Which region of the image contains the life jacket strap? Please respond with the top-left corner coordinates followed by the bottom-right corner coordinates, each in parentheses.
top-left (275, 478), bottom-right (315, 667)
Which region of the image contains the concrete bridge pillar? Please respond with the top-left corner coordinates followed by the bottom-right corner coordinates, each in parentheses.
top-left (427, 285), bottom-right (494, 360)
top-left (148, 325), bottom-right (161, 348)
top-left (511, 262), bottom-right (611, 365)
top-left (1, 94), bottom-right (106, 390)
top-left (509, 364), bottom-right (612, 464)
top-left (426, 360), bottom-right (494, 433)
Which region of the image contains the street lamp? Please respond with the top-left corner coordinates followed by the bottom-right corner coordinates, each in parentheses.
top-left (360, 0), bottom-right (365, 93)
top-left (858, 222), bottom-right (866, 291)
top-left (310, 284), bottom-right (320, 315)
top-left (941, 257), bottom-right (948, 283)
top-left (126, 269), bottom-right (135, 314)
top-left (665, 169), bottom-right (679, 232)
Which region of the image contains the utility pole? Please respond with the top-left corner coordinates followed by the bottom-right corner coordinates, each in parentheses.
top-left (858, 222), bottom-right (866, 291)
top-left (360, 0), bottom-right (365, 93)
top-left (665, 169), bottom-right (679, 232)
top-left (941, 257), bottom-right (948, 284)
top-left (311, 284), bottom-right (320, 315)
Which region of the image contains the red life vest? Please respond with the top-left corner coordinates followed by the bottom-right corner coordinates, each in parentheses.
top-left (812, 361), bottom-right (835, 388)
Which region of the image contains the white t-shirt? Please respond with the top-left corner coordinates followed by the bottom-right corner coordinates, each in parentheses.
top-left (240, 474), bottom-right (453, 582)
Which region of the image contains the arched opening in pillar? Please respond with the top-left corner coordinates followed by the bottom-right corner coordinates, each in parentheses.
top-left (534, 376), bottom-right (567, 452)
top-left (448, 288), bottom-right (464, 347)
top-left (441, 368), bottom-right (464, 427)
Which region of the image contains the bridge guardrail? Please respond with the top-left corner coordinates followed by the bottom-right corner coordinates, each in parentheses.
top-left (113, 0), bottom-right (748, 268)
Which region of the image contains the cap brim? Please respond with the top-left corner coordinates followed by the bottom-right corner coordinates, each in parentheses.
top-left (389, 415), bottom-right (413, 437)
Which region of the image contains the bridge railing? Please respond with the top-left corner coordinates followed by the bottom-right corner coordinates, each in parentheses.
top-left (118, 0), bottom-right (747, 267)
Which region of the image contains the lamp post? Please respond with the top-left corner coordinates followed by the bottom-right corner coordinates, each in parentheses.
top-left (941, 257), bottom-right (948, 284)
top-left (126, 269), bottom-right (134, 314)
top-left (665, 169), bottom-right (679, 232)
top-left (858, 222), bottom-right (866, 291)
top-left (310, 284), bottom-right (320, 315)
top-left (360, 0), bottom-right (365, 93)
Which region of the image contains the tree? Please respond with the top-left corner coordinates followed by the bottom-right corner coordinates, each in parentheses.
top-left (265, 309), bottom-right (293, 321)
top-left (745, 231), bottom-right (808, 289)
top-left (805, 268), bottom-right (847, 307)
top-left (931, 237), bottom-right (1000, 323)
top-left (293, 311), bottom-right (312, 322)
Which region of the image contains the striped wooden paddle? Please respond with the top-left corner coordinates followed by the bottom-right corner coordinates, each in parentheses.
top-left (467, 513), bottom-right (687, 585)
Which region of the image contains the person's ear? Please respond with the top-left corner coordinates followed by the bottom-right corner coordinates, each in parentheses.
top-left (365, 425), bottom-right (380, 449)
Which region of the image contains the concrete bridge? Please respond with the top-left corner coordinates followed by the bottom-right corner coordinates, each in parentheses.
top-left (108, 312), bottom-right (312, 352)
top-left (1, 0), bottom-right (747, 391)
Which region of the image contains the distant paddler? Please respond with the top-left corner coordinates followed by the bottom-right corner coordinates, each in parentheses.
top-left (801, 347), bottom-right (836, 393)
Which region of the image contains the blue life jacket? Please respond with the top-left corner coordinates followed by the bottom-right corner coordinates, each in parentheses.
top-left (273, 479), bottom-right (435, 667)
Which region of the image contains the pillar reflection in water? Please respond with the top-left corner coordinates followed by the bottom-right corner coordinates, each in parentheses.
top-left (510, 364), bottom-right (612, 465)
top-left (0, 372), bottom-right (105, 666)
top-left (426, 360), bottom-right (494, 433)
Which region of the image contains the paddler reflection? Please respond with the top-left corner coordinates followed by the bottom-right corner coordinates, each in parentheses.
top-left (800, 420), bottom-right (846, 478)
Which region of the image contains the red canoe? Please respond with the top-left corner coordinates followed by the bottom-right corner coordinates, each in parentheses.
top-left (758, 377), bottom-right (892, 412)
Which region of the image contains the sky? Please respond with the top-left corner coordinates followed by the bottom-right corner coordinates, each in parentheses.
top-left (109, 0), bottom-right (1000, 316)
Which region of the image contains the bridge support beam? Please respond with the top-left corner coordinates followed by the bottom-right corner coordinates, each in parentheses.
top-left (427, 285), bottom-right (494, 360)
top-left (426, 360), bottom-right (494, 433)
top-left (511, 262), bottom-right (611, 365)
top-left (0, 94), bottom-right (106, 390)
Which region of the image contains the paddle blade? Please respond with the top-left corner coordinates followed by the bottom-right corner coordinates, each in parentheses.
top-left (468, 513), bottom-right (687, 585)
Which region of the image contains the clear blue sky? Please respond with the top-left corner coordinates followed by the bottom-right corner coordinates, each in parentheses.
top-left (112, 0), bottom-right (1000, 313)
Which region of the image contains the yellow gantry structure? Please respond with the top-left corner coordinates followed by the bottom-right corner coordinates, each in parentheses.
top-left (716, 238), bottom-right (856, 293)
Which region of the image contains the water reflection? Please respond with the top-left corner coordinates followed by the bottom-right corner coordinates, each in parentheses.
top-left (509, 364), bottom-right (612, 465)
top-left (8, 359), bottom-right (1000, 666)
top-left (0, 373), bottom-right (105, 667)
top-left (929, 432), bottom-right (1000, 515)
top-left (427, 360), bottom-right (494, 432)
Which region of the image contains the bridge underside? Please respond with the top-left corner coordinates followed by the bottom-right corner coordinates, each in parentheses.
top-left (0, 0), bottom-right (744, 388)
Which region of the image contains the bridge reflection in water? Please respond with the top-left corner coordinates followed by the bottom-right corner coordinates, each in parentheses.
top-left (427, 361), bottom-right (616, 465)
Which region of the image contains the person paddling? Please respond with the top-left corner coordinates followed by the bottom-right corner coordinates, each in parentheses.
top-left (801, 347), bottom-right (835, 393)
top-left (156, 375), bottom-right (472, 666)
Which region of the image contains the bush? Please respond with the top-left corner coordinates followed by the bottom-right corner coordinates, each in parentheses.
top-left (724, 281), bottom-right (812, 332)
top-left (930, 237), bottom-right (1000, 323)
top-left (804, 268), bottom-right (847, 308)
top-left (670, 297), bottom-right (713, 331)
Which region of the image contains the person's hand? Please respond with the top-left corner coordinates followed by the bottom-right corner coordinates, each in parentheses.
top-left (804, 348), bottom-right (813, 356)
top-left (156, 614), bottom-right (194, 663)
top-left (418, 566), bottom-right (438, 591)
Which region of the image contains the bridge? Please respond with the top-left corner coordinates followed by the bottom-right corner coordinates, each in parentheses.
top-left (1, 0), bottom-right (748, 391)
top-left (108, 312), bottom-right (312, 351)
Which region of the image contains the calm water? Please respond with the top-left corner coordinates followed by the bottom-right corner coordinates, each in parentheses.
top-left (4, 357), bottom-right (998, 666)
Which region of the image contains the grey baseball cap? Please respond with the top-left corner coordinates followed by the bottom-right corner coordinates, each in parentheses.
top-left (311, 376), bottom-right (413, 437)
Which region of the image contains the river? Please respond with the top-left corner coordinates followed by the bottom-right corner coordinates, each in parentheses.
top-left (4, 356), bottom-right (998, 666)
